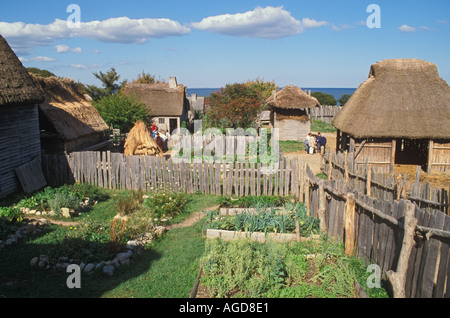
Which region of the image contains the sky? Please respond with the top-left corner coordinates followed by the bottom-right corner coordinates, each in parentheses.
top-left (0, 0), bottom-right (449, 88)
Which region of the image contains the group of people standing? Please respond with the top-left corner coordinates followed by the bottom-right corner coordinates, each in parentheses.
top-left (305, 132), bottom-right (327, 155)
top-left (151, 121), bottom-right (169, 152)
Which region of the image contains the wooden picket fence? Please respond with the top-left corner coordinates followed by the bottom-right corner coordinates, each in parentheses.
top-left (322, 150), bottom-right (449, 215)
top-left (300, 161), bottom-right (450, 298)
top-left (308, 105), bottom-right (342, 123)
top-left (42, 151), bottom-right (300, 198)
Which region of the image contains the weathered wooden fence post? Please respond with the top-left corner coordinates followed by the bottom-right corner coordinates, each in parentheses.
top-left (366, 164), bottom-right (372, 197)
top-left (344, 193), bottom-right (356, 256)
top-left (305, 178), bottom-right (311, 216)
top-left (328, 151), bottom-right (333, 181)
top-left (318, 180), bottom-right (328, 233)
top-left (387, 201), bottom-right (418, 298)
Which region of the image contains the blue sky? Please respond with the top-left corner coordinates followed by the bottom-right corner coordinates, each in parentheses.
top-left (1, 0), bottom-right (449, 88)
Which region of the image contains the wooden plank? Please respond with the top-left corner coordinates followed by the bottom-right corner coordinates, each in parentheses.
top-left (256, 163), bottom-right (261, 197)
top-left (215, 162), bottom-right (221, 195)
top-left (285, 158), bottom-right (290, 196)
top-left (420, 210), bottom-right (446, 298)
top-left (239, 162), bottom-right (244, 197)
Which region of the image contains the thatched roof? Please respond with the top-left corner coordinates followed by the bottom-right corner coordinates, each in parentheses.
top-left (332, 59), bottom-right (450, 139)
top-left (124, 120), bottom-right (163, 157)
top-left (33, 76), bottom-right (109, 141)
top-left (123, 82), bottom-right (187, 117)
top-left (0, 35), bottom-right (44, 106)
top-left (266, 85), bottom-right (320, 109)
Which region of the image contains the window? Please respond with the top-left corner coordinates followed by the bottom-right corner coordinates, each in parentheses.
top-left (158, 118), bottom-right (165, 124)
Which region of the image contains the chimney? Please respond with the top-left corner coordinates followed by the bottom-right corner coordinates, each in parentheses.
top-left (191, 93), bottom-right (197, 101)
top-left (272, 90), bottom-right (277, 100)
top-left (169, 77), bottom-right (177, 89)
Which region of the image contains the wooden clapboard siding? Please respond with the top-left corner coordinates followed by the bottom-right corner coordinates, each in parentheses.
top-left (0, 104), bottom-right (42, 198)
top-left (431, 140), bottom-right (450, 173)
top-left (275, 119), bottom-right (310, 142)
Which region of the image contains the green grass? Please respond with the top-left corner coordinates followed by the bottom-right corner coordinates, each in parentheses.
top-left (280, 141), bottom-right (306, 153)
top-left (311, 119), bottom-right (337, 133)
top-left (0, 190), bottom-right (220, 298)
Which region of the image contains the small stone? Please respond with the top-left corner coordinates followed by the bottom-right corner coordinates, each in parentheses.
top-left (116, 250), bottom-right (132, 263)
top-left (39, 219), bottom-right (51, 225)
top-left (35, 211), bottom-right (41, 216)
top-left (120, 258), bottom-right (131, 266)
top-left (58, 256), bottom-right (69, 262)
top-left (95, 261), bottom-right (105, 271)
top-left (111, 258), bottom-right (120, 268)
top-left (61, 208), bottom-right (71, 218)
top-left (103, 265), bottom-right (115, 276)
top-left (84, 263), bottom-right (95, 272)
top-left (30, 257), bottom-right (39, 267)
top-left (48, 211), bottom-right (56, 216)
top-left (29, 209), bottom-right (36, 215)
top-left (79, 262), bottom-right (86, 271)
top-left (126, 240), bottom-right (138, 249)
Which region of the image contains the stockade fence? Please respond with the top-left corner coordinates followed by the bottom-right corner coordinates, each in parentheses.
top-left (308, 105), bottom-right (342, 124)
top-left (322, 150), bottom-right (449, 215)
top-left (300, 160), bottom-right (450, 298)
top-left (41, 151), bottom-right (299, 198)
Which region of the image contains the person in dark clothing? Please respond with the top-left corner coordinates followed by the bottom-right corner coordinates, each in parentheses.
top-left (316, 132), bottom-right (327, 153)
top-left (156, 133), bottom-right (164, 152)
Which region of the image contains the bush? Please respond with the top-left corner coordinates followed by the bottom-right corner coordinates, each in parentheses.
top-left (143, 190), bottom-right (187, 220)
top-left (48, 193), bottom-right (80, 214)
top-left (93, 93), bottom-right (150, 133)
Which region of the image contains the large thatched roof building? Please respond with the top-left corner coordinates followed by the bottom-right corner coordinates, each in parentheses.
top-left (0, 34), bottom-right (46, 198)
top-left (266, 85), bottom-right (320, 141)
top-left (123, 77), bottom-right (190, 134)
top-left (33, 76), bottom-right (110, 153)
top-left (332, 58), bottom-right (450, 173)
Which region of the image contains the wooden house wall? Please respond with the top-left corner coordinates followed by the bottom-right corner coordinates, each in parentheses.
top-left (430, 140), bottom-right (450, 173)
top-left (275, 119), bottom-right (310, 141)
top-left (0, 104), bottom-right (41, 198)
top-left (353, 139), bottom-right (392, 172)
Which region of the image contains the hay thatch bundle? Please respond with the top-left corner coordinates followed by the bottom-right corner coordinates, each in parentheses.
top-left (266, 85), bottom-right (320, 109)
top-left (124, 121), bottom-right (163, 156)
top-left (332, 59), bottom-right (450, 139)
top-left (33, 76), bottom-right (109, 141)
top-left (0, 35), bottom-right (44, 106)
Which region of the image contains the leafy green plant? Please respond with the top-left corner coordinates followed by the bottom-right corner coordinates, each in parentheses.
top-left (48, 192), bottom-right (80, 214)
top-left (143, 190), bottom-right (187, 221)
top-left (0, 206), bottom-right (23, 222)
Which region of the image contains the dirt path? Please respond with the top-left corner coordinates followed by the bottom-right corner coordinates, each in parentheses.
top-left (166, 205), bottom-right (219, 230)
top-left (283, 132), bottom-right (337, 175)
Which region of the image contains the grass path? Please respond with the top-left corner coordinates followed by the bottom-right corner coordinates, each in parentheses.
top-left (102, 199), bottom-right (220, 298)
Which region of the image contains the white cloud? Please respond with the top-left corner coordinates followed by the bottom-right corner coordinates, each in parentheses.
top-left (55, 44), bottom-right (82, 53)
top-left (398, 24), bottom-right (416, 32)
top-left (71, 64), bottom-right (99, 70)
top-left (89, 49), bottom-right (100, 54)
top-left (191, 6), bottom-right (327, 39)
top-left (30, 56), bottom-right (55, 62)
top-left (0, 17), bottom-right (190, 53)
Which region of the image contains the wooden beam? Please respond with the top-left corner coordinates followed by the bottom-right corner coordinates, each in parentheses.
top-left (390, 139), bottom-right (397, 174)
top-left (353, 140), bottom-right (367, 160)
top-left (427, 140), bottom-right (434, 174)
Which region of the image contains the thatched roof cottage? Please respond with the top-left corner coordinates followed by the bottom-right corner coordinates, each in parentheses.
top-left (123, 77), bottom-right (190, 134)
top-left (266, 85), bottom-right (320, 141)
top-left (332, 59), bottom-right (450, 173)
top-left (0, 35), bottom-right (46, 198)
top-left (34, 76), bottom-right (110, 153)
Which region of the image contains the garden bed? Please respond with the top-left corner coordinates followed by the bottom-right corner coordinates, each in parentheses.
top-left (191, 238), bottom-right (381, 298)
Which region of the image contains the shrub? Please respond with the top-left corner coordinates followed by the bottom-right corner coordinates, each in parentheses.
top-left (143, 190), bottom-right (187, 220)
top-left (48, 192), bottom-right (80, 214)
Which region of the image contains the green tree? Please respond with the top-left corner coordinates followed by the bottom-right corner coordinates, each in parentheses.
top-left (85, 67), bottom-right (125, 101)
top-left (26, 67), bottom-right (56, 78)
top-left (93, 93), bottom-right (150, 133)
top-left (133, 71), bottom-right (156, 84)
top-left (205, 80), bottom-right (278, 131)
top-left (311, 92), bottom-right (337, 106)
top-left (338, 94), bottom-right (352, 106)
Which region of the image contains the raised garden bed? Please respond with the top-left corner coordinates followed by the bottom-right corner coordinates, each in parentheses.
top-left (190, 238), bottom-right (378, 298)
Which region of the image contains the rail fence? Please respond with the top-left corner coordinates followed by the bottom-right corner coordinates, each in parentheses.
top-left (308, 105), bottom-right (342, 123)
top-left (322, 150), bottom-right (449, 215)
top-left (298, 159), bottom-right (450, 298)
